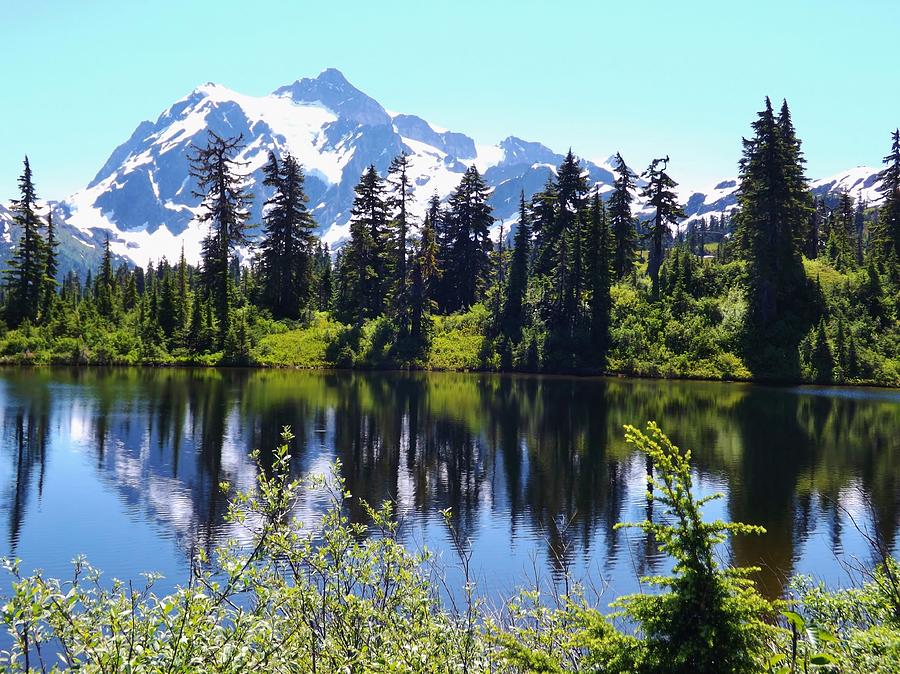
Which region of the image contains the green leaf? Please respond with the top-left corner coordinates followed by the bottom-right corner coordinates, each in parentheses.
top-left (814, 628), bottom-right (838, 643)
top-left (810, 653), bottom-right (836, 665)
top-left (782, 610), bottom-right (805, 631)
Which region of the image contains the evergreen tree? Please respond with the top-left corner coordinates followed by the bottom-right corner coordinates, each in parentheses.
top-left (41, 209), bottom-right (59, 319)
top-left (529, 178), bottom-right (559, 277)
top-left (608, 153), bottom-right (639, 280)
top-left (502, 192), bottom-right (531, 338)
top-left (847, 329), bottom-right (858, 378)
top-left (803, 197), bottom-right (822, 259)
top-left (809, 319), bottom-right (834, 383)
top-left (555, 150), bottom-right (590, 331)
top-left (123, 273), bottom-right (138, 312)
top-left (175, 246), bottom-right (190, 341)
top-left (871, 128), bottom-right (900, 265)
top-left (4, 157), bottom-right (46, 327)
top-left (84, 269), bottom-right (94, 301)
top-left (588, 189), bottom-right (612, 365)
top-left (860, 261), bottom-right (887, 326)
top-left (815, 197), bottom-right (830, 258)
top-left (640, 156), bottom-right (685, 298)
top-left (336, 165), bottom-right (389, 322)
top-left (824, 192), bottom-right (856, 270)
top-left (854, 197), bottom-right (866, 266)
top-left (95, 236), bottom-right (117, 318)
top-left (189, 289), bottom-right (212, 353)
top-left (441, 166), bottom-right (494, 312)
top-left (834, 316), bottom-right (847, 382)
top-left (134, 266), bottom-right (145, 296)
top-left (418, 212), bottom-right (441, 300)
top-left (223, 309), bottom-right (252, 365)
top-left (406, 212), bottom-right (442, 357)
top-left (189, 131), bottom-right (253, 345)
top-left (313, 243), bottom-right (334, 311)
top-left (426, 191), bottom-right (443, 232)
top-left (734, 98), bottom-right (810, 331)
top-left (777, 100), bottom-right (814, 251)
top-left (158, 269), bottom-right (178, 338)
top-left (489, 222), bottom-right (508, 325)
top-left (428, 192), bottom-right (450, 305)
top-left (258, 151), bottom-right (317, 319)
top-left (386, 153), bottom-right (414, 334)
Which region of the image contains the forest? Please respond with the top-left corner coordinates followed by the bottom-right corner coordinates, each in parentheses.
top-left (1, 98), bottom-right (898, 386)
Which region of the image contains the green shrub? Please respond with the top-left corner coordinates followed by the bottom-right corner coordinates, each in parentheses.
top-left (611, 423), bottom-right (779, 673)
top-left (429, 304), bottom-right (490, 371)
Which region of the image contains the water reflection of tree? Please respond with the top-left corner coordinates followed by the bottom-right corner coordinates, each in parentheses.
top-left (514, 378), bottom-right (617, 575)
top-left (1, 373), bottom-right (51, 552)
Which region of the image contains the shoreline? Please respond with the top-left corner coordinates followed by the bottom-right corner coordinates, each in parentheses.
top-left (3, 359), bottom-right (898, 391)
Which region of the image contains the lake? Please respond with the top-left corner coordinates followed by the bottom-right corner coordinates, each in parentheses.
top-left (0, 367), bottom-right (897, 606)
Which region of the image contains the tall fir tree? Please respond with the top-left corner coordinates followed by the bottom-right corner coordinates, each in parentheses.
top-left (824, 192), bottom-right (856, 271)
top-left (441, 166), bottom-right (494, 312)
top-left (733, 98), bottom-right (810, 332)
top-left (189, 287), bottom-right (212, 353)
top-left (405, 211), bottom-right (442, 358)
top-left (336, 165), bottom-right (389, 322)
top-left (808, 318), bottom-right (834, 383)
top-left (4, 157), bottom-right (46, 327)
top-left (175, 245), bottom-right (190, 343)
top-left (530, 177), bottom-right (559, 277)
top-left (42, 209), bottom-right (59, 319)
top-left (95, 236), bottom-right (117, 318)
top-left (189, 131), bottom-right (252, 345)
top-left (386, 153), bottom-right (414, 334)
top-left (871, 128), bottom-right (900, 266)
top-left (588, 188), bottom-right (612, 365)
top-left (123, 272), bottom-right (138, 312)
top-left (158, 267), bottom-right (178, 338)
top-left (258, 151), bottom-right (317, 319)
top-left (804, 196), bottom-right (823, 259)
top-left (853, 196), bottom-right (866, 266)
top-left (555, 150), bottom-right (590, 332)
top-left (502, 192), bottom-right (531, 338)
top-left (777, 100), bottom-right (814, 251)
top-left (489, 222), bottom-right (508, 325)
top-left (608, 153), bottom-right (639, 280)
top-left (640, 156), bottom-right (684, 298)
top-left (313, 242), bottom-right (334, 311)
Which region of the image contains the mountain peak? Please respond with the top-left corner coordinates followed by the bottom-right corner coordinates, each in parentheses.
top-left (187, 81), bottom-right (233, 99)
top-left (498, 136), bottom-right (559, 167)
top-left (273, 67), bottom-right (390, 127)
top-left (315, 67), bottom-right (351, 86)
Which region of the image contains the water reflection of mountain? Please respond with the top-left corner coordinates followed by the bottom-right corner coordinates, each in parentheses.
top-left (0, 368), bottom-right (896, 599)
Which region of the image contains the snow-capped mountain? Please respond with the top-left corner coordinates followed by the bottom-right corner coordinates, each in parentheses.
top-left (0, 201), bottom-right (108, 275)
top-left (0, 204), bottom-right (12, 244)
top-left (61, 68), bottom-right (613, 266)
top-left (2, 68), bottom-right (886, 272)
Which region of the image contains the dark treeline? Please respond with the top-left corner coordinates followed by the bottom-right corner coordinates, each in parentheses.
top-left (2, 101), bottom-right (898, 383)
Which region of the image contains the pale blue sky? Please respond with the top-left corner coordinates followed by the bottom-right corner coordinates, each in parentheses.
top-left (3, 0), bottom-right (898, 200)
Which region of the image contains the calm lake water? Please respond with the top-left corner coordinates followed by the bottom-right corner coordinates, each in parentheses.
top-left (0, 367), bottom-right (897, 605)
